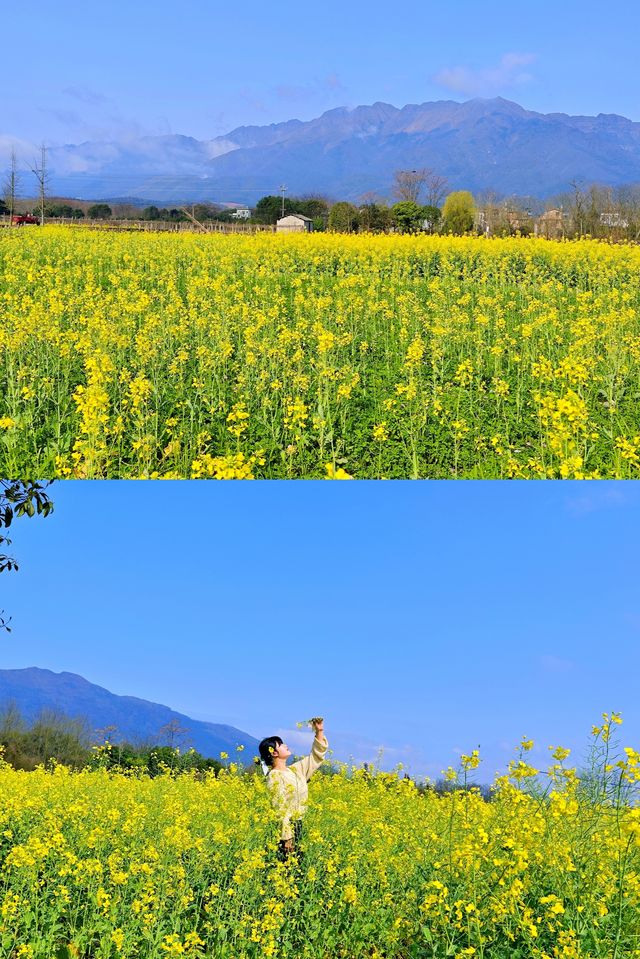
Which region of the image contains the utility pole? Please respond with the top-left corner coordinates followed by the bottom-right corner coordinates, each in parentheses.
top-left (30, 144), bottom-right (49, 226)
top-left (280, 183), bottom-right (287, 219)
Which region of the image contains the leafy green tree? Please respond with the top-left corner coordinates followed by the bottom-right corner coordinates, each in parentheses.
top-left (253, 195), bottom-right (328, 225)
top-left (391, 201), bottom-right (424, 233)
top-left (442, 191), bottom-right (476, 234)
top-left (421, 205), bottom-right (442, 233)
top-left (192, 203), bottom-right (219, 222)
top-left (359, 203), bottom-right (392, 233)
top-left (1, 481), bottom-right (54, 632)
top-left (296, 197), bottom-right (330, 223)
top-left (0, 198), bottom-right (9, 215)
top-left (213, 209), bottom-right (239, 223)
top-left (87, 203), bottom-right (112, 220)
top-left (164, 208), bottom-right (186, 222)
top-left (328, 201), bottom-right (359, 233)
top-left (253, 195), bottom-right (293, 224)
top-left (142, 205), bottom-right (160, 220)
top-left (44, 203), bottom-right (79, 218)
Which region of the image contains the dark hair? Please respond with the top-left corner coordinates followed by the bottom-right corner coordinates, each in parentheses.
top-left (258, 736), bottom-right (283, 768)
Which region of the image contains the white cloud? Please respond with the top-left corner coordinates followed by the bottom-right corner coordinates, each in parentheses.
top-left (0, 134), bottom-right (38, 160)
top-left (273, 726), bottom-right (429, 778)
top-left (272, 73), bottom-right (347, 104)
top-left (433, 53), bottom-right (536, 97)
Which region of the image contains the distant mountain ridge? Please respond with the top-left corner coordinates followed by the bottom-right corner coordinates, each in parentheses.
top-left (0, 667), bottom-right (258, 761)
top-left (40, 97), bottom-right (640, 204)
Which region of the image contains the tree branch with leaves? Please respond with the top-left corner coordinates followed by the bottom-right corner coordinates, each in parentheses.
top-left (1, 481), bottom-right (54, 632)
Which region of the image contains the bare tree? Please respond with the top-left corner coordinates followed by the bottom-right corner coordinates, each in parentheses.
top-left (568, 178), bottom-right (587, 236)
top-left (359, 189), bottom-right (388, 206)
top-left (30, 144), bottom-right (49, 226)
top-left (614, 184), bottom-right (640, 241)
top-left (3, 148), bottom-right (20, 223)
top-left (95, 724), bottom-right (119, 744)
top-left (159, 718), bottom-right (192, 750)
top-left (424, 172), bottom-right (448, 209)
top-left (393, 168), bottom-right (429, 204)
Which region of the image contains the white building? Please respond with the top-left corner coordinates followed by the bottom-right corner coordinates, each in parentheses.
top-left (276, 213), bottom-right (313, 233)
top-left (230, 208), bottom-right (251, 220)
top-left (600, 212), bottom-right (629, 229)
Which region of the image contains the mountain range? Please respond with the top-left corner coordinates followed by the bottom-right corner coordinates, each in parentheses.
top-left (42, 97), bottom-right (640, 205)
top-left (0, 667), bottom-right (259, 761)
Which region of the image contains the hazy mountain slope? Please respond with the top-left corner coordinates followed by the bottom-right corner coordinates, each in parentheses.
top-left (0, 667), bottom-right (259, 760)
top-left (42, 97), bottom-right (640, 203)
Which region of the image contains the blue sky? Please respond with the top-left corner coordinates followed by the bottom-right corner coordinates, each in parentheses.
top-left (3, 0), bottom-right (640, 150)
top-left (1, 481), bottom-right (639, 781)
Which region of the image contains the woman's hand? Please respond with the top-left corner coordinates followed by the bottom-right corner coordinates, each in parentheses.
top-left (311, 716), bottom-right (324, 737)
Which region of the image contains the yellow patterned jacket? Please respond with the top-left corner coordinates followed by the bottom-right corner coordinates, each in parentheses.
top-left (266, 736), bottom-right (328, 840)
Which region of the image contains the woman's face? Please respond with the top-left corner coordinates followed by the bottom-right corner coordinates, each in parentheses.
top-left (272, 741), bottom-right (291, 761)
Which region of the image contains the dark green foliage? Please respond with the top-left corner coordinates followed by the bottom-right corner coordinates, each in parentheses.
top-left (328, 201), bottom-right (360, 233)
top-left (1, 482), bottom-right (54, 570)
top-left (358, 202), bottom-right (392, 233)
top-left (142, 206), bottom-right (188, 222)
top-left (253, 195), bottom-right (295, 224)
top-left (391, 201), bottom-right (424, 233)
top-left (213, 209), bottom-right (240, 223)
top-left (1, 482), bottom-right (53, 631)
top-left (421, 204), bottom-right (441, 233)
top-left (44, 204), bottom-right (84, 219)
top-left (253, 195), bottom-right (330, 225)
top-left (87, 203), bottom-right (112, 220)
top-left (296, 197), bottom-right (329, 223)
top-left (191, 203), bottom-right (219, 222)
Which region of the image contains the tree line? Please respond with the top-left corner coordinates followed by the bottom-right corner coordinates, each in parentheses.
top-left (0, 703), bottom-right (224, 775)
top-left (4, 148), bottom-right (640, 239)
top-left (0, 704), bottom-right (491, 792)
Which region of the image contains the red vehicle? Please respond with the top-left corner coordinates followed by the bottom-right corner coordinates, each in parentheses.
top-left (12, 214), bottom-right (39, 225)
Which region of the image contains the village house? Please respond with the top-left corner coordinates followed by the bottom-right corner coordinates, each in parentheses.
top-left (476, 208), bottom-right (533, 236)
top-left (276, 213), bottom-right (314, 233)
top-left (534, 209), bottom-right (566, 239)
top-left (230, 208), bottom-right (251, 220)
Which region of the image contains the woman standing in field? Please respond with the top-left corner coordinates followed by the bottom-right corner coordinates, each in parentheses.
top-left (259, 717), bottom-right (327, 860)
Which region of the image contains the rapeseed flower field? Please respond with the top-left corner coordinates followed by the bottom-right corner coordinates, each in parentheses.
top-left (2, 228), bottom-right (640, 478)
top-left (1, 717), bottom-right (639, 958)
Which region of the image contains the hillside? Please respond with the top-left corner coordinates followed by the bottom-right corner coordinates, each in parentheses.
top-left (43, 97), bottom-right (640, 203)
top-left (0, 667), bottom-right (258, 761)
